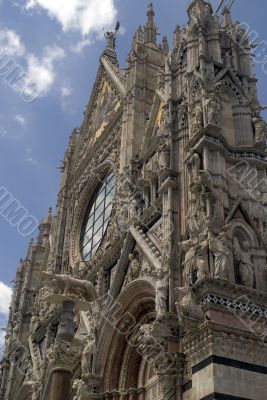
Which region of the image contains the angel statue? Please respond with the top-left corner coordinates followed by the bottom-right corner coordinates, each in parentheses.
top-left (104, 22), bottom-right (120, 49)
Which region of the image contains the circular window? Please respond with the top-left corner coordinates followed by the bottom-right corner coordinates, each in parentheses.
top-left (80, 172), bottom-right (116, 261)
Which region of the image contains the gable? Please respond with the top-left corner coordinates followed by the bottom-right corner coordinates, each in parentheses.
top-left (76, 56), bottom-right (125, 166)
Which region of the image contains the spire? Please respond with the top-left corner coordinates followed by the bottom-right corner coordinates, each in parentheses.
top-left (132, 25), bottom-right (143, 45)
top-left (144, 3), bottom-right (157, 44)
top-left (173, 25), bottom-right (181, 50)
top-left (162, 35), bottom-right (169, 53)
top-left (41, 207), bottom-right (53, 225)
top-left (223, 7), bottom-right (232, 26)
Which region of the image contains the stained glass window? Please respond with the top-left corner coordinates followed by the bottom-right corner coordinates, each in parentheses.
top-left (80, 172), bottom-right (116, 261)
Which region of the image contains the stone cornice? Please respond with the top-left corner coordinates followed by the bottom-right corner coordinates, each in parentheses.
top-left (185, 127), bottom-right (267, 166)
top-left (182, 320), bottom-right (267, 367)
top-left (193, 277), bottom-right (267, 309)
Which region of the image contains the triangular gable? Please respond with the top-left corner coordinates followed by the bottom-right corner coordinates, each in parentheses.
top-left (226, 199), bottom-right (255, 228)
top-left (214, 66), bottom-right (245, 98)
top-left (225, 199), bottom-right (263, 245)
top-left (76, 57), bottom-right (126, 163)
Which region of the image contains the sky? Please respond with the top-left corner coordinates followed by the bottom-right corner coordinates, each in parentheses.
top-left (0, 0), bottom-right (267, 335)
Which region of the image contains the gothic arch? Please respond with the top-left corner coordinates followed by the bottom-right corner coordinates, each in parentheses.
top-left (226, 218), bottom-right (259, 286)
top-left (216, 80), bottom-right (243, 104)
top-left (95, 280), bottom-right (156, 393)
top-left (188, 24), bottom-right (199, 41)
top-left (227, 218), bottom-right (258, 248)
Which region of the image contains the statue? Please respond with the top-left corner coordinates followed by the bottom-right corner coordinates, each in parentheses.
top-left (42, 272), bottom-right (97, 302)
top-left (252, 107), bottom-right (267, 142)
top-left (204, 92), bottom-right (222, 126)
top-left (127, 254), bottom-right (141, 283)
top-left (186, 151), bottom-right (201, 185)
top-left (210, 231), bottom-right (230, 280)
top-left (158, 139), bottom-right (170, 168)
top-left (180, 240), bottom-right (196, 286)
top-left (12, 313), bottom-right (20, 339)
top-left (129, 198), bottom-right (138, 219)
top-left (234, 239), bottom-right (255, 288)
top-left (155, 268), bottom-right (168, 317)
top-left (104, 21), bottom-right (120, 50)
top-left (195, 239), bottom-right (209, 280)
top-left (191, 104), bottom-right (203, 134)
top-left (81, 333), bottom-right (96, 377)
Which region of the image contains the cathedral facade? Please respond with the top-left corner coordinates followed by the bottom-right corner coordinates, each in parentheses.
top-left (1, 1), bottom-right (267, 399)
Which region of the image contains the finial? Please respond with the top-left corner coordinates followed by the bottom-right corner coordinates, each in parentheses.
top-left (162, 36), bottom-right (169, 53)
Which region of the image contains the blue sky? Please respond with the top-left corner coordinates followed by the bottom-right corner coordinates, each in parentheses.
top-left (0, 0), bottom-right (267, 327)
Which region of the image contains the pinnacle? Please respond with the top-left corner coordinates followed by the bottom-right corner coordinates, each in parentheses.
top-left (144, 2), bottom-right (157, 44)
top-left (147, 2), bottom-right (155, 17)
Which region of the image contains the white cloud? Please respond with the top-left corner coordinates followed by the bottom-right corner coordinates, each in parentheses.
top-left (61, 84), bottom-right (72, 98)
top-left (26, 157), bottom-right (39, 166)
top-left (25, 148), bottom-right (39, 166)
top-left (15, 114), bottom-right (27, 126)
top-left (24, 0), bottom-right (117, 36)
top-left (0, 282), bottom-right (12, 316)
top-left (0, 28), bottom-right (25, 57)
top-left (70, 38), bottom-right (93, 54)
top-left (0, 127), bottom-right (7, 137)
top-left (26, 45), bottom-right (65, 95)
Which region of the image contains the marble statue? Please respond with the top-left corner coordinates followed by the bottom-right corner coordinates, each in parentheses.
top-left (180, 239), bottom-right (196, 286)
top-left (210, 232), bottom-right (230, 280)
top-left (204, 93), bottom-right (222, 126)
top-left (42, 272), bottom-right (97, 302)
top-left (234, 239), bottom-right (255, 288)
top-left (155, 268), bottom-right (168, 316)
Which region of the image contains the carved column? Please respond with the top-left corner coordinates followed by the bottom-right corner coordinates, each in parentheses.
top-left (0, 359), bottom-right (10, 400)
top-left (156, 353), bottom-right (185, 400)
top-left (137, 322), bottom-right (184, 400)
top-left (48, 340), bottom-right (81, 400)
top-left (155, 352), bottom-right (185, 400)
top-left (48, 300), bottom-right (81, 400)
top-left (158, 169), bottom-right (179, 312)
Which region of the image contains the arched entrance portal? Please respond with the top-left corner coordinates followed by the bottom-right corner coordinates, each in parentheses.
top-left (96, 280), bottom-right (163, 400)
